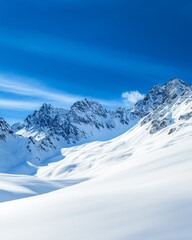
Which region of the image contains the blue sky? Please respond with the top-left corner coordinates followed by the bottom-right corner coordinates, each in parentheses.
top-left (0, 0), bottom-right (192, 124)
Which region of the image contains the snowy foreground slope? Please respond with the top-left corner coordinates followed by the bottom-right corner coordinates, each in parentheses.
top-left (0, 123), bottom-right (192, 240)
top-left (0, 78), bottom-right (192, 239)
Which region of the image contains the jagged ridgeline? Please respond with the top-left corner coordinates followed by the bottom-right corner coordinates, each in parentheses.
top-left (12, 78), bottom-right (192, 143)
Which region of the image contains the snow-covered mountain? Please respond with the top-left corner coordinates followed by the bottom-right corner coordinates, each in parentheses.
top-left (12, 99), bottom-right (133, 145)
top-left (0, 77), bottom-right (191, 173)
top-left (141, 78), bottom-right (192, 134)
top-left (12, 78), bottom-right (192, 149)
top-left (1, 78), bottom-right (192, 240)
top-left (35, 78), bottom-right (192, 180)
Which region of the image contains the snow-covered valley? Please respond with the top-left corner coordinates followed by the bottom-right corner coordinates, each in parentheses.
top-left (0, 78), bottom-right (192, 239)
top-left (1, 123), bottom-right (192, 240)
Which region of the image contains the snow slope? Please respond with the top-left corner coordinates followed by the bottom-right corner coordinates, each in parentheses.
top-left (36, 81), bottom-right (192, 180)
top-left (0, 78), bottom-right (192, 239)
top-left (0, 173), bottom-right (86, 203)
top-left (0, 123), bottom-right (192, 240)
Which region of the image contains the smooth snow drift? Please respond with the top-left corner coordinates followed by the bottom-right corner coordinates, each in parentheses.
top-left (0, 124), bottom-right (192, 240)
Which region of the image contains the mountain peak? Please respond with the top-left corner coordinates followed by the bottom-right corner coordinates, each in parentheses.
top-left (165, 78), bottom-right (191, 89)
top-left (0, 117), bottom-right (13, 140)
top-left (0, 117), bottom-right (11, 132)
top-left (162, 78), bottom-right (191, 102)
top-left (39, 103), bottom-right (54, 112)
top-left (168, 77), bottom-right (180, 82)
top-left (70, 98), bottom-right (103, 112)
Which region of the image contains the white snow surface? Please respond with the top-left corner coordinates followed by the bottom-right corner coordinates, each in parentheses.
top-left (0, 113), bottom-right (192, 239)
top-left (0, 173), bottom-right (86, 203)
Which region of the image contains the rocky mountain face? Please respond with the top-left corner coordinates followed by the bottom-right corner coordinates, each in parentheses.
top-left (130, 78), bottom-right (190, 117)
top-left (141, 78), bottom-right (192, 134)
top-left (0, 117), bottom-right (14, 141)
top-left (12, 99), bottom-right (133, 146)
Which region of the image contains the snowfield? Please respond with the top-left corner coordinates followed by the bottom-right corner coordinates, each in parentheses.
top-left (0, 120), bottom-right (192, 239)
top-left (0, 173), bottom-right (86, 203)
top-left (1, 78), bottom-right (192, 239)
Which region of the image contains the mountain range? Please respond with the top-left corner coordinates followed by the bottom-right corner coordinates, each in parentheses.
top-left (0, 77), bottom-right (192, 174)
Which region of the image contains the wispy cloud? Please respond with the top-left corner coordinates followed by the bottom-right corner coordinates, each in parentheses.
top-left (0, 74), bottom-right (122, 110)
top-left (122, 90), bottom-right (144, 107)
top-left (0, 75), bottom-right (80, 104)
top-left (0, 99), bottom-right (41, 110)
